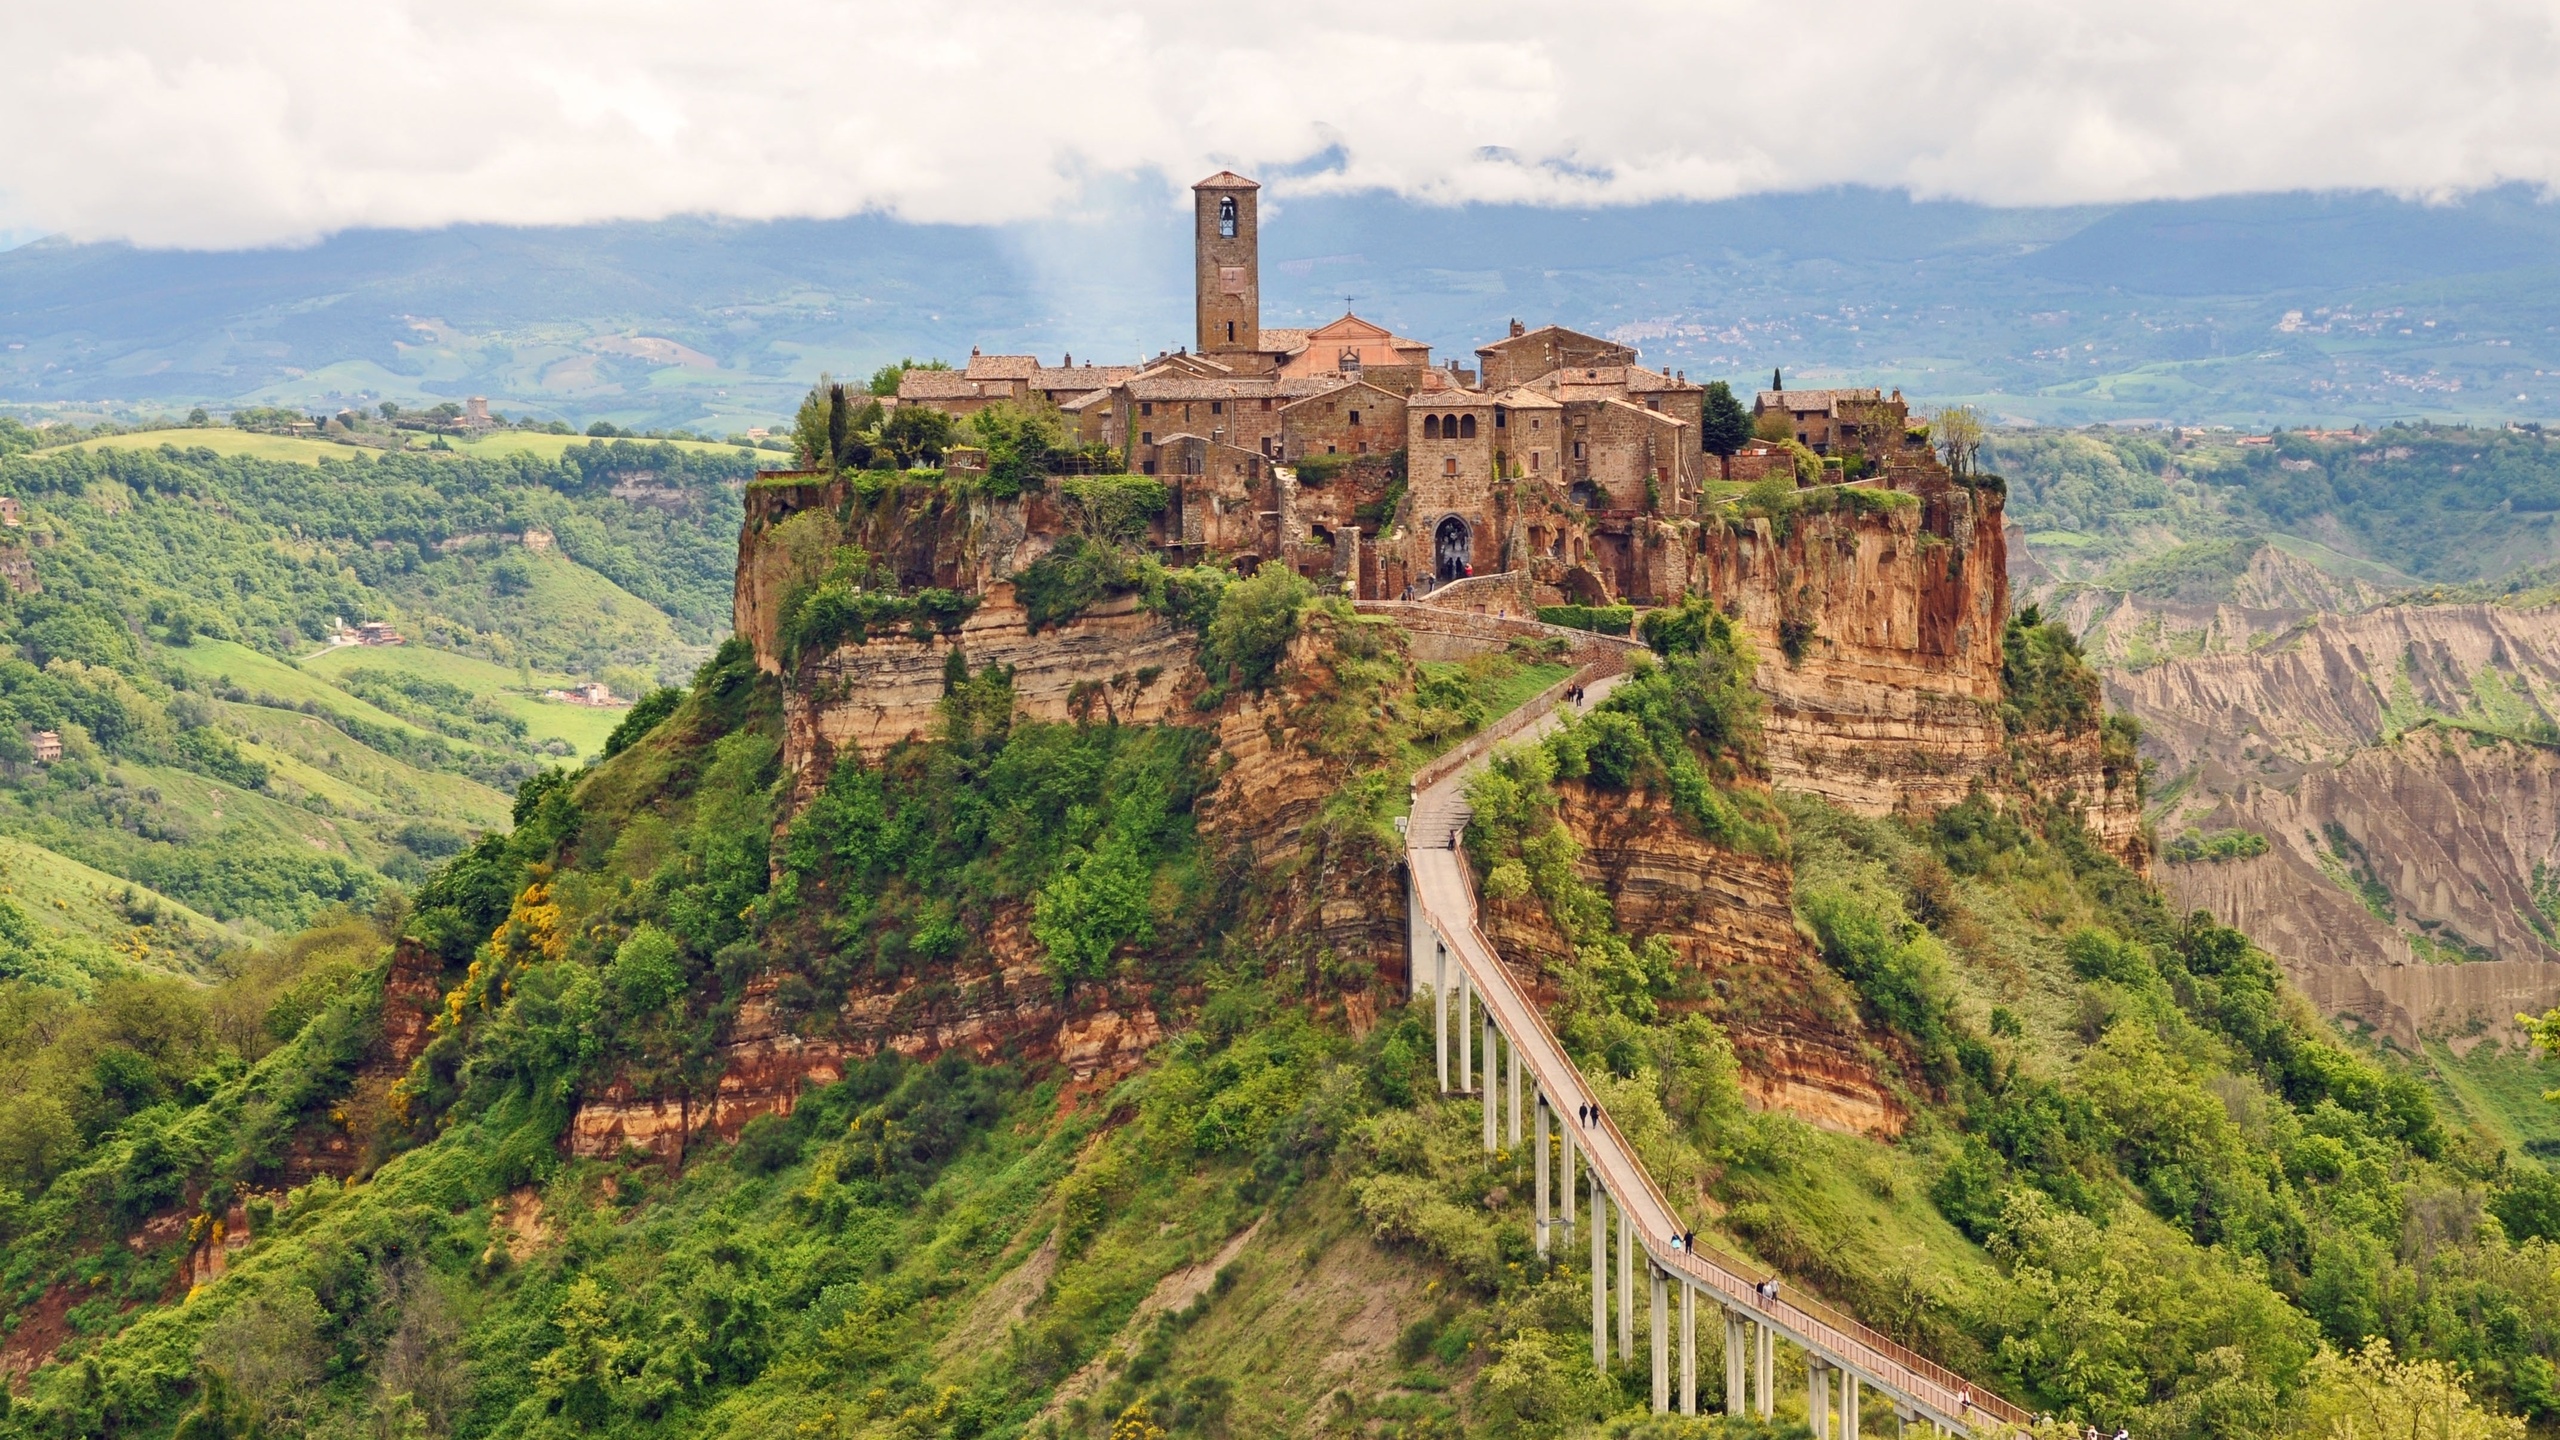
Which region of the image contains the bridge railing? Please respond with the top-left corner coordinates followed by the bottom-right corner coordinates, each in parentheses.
top-left (1423, 782), bottom-right (2033, 1433)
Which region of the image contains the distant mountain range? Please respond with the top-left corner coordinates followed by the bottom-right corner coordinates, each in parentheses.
top-left (8, 184), bottom-right (2560, 432)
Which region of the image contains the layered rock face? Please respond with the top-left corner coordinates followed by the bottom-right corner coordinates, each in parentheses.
top-left (735, 472), bottom-right (1199, 791)
top-left (1481, 780), bottom-right (1908, 1139)
top-left (1697, 481), bottom-right (2024, 827)
top-left (2111, 603), bottom-right (2560, 774)
top-left (2114, 603), bottom-right (2560, 1043)
top-left (784, 589), bottom-right (1194, 789)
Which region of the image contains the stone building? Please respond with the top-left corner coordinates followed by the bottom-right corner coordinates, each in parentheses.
top-left (881, 170), bottom-right (1946, 611)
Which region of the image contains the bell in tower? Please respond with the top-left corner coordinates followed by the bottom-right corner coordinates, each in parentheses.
top-left (1193, 172), bottom-right (1260, 359)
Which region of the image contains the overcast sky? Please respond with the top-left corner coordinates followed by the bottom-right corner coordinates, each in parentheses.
top-left (7, 0), bottom-right (2559, 249)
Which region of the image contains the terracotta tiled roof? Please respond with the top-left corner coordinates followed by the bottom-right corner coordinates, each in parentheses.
top-left (1029, 365), bottom-right (1134, 390)
top-left (963, 353), bottom-right (1039, 380)
top-left (1623, 366), bottom-right (1701, 393)
top-left (1193, 170), bottom-right (1261, 190)
top-left (1475, 323), bottom-right (1628, 356)
top-left (1059, 389), bottom-right (1114, 412)
top-left (1489, 387), bottom-right (1563, 409)
top-left (1278, 379), bottom-right (1402, 413)
top-left (1123, 375), bottom-right (1288, 401)
top-left (1758, 388), bottom-right (1882, 413)
top-left (898, 370), bottom-right (995, 400)
top-left (1260, 328), bottom-right (1311, 354)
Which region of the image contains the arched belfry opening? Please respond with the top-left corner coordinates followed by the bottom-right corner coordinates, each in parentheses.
top-left (1434, 515), bottom-right (1472, 582)
top-left (1218, 196), bottom-right (1237, 237)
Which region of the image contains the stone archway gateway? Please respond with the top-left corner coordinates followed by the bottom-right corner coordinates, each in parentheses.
top-left (1434, 515), bottom-right (1471, 582)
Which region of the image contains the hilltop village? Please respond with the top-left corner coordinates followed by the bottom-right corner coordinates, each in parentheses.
top-left (881, 171), bottom-right (1943, 608)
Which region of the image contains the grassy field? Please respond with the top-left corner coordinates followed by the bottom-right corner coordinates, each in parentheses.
top-left (302, 642), bottom-right (627, 758)
top-left (165, 638), bottom-right (439, 742)
top-left (0, 834), bottom-right (234, 954)
top-left (2425, 1038), bottom-right (2560, 1163)
top-left (52, 427), bottom-right (767, 466)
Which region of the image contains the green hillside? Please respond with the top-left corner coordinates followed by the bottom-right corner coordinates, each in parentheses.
top-left (0, 425), bottom-right (752, 963)
top-left (1995, 421), bottom-right (2560, 595)
top-left (0, 578), bottom-right (2552, 1440)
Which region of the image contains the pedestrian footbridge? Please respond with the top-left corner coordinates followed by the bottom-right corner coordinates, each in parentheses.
top-left (1402, 654), bottom-right (2028, 1435)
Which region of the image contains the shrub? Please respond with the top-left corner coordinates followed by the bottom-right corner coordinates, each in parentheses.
top-left (1201, 566), bottom-right (1315, 694)
top-left (1536, 604), bottom-right (1633, 635)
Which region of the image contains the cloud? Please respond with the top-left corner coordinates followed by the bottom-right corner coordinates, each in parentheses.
top-left (5, 0), bottom-right (2557, 248)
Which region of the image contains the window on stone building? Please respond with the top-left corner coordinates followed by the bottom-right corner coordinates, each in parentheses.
top-left (1211, 400), bottom-right (1223, 414)
top-left (1459, 415), bottom-right (1476, 439)
top-left (1226, 321), bottom-right (1235, 342)
top-left (1357, 441), bottom-right (1369, 454)
top-left (1142, 431), bottom-right (1153, 445)
top-left (1327, 444), bottom-right (1337, 454)
top-left (1531, 451), bottom-right (1542, 472)
top-left (1143, 461), bottom-right (1157, 475)
top-left (1261, 398), bottom-right (1273, 410)
top-left (1444, 457), bottom-right (1458, 476)
top-left (1349, 410), bottom-right (1360, 426)
top-left (1574, 441), bottom-right (1585, 459)
top-left (1141, 402), bottom-right (1152, 416)
top-left (1424, 415), bottom-right (1441, 440)
top-left (1495, 410), bottom-right (1506, 429)
top-left (1219, 196), bottom-right (1237, 237)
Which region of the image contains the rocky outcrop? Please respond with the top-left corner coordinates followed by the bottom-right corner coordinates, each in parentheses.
top-left (1481, 780), bottom-right (1907, 1140)
top-left (2115, 604), bottom-right (2560, 1042)
top-left (2110, 603), bottom-right (2560, 773)
top-left (2159, 732), bottom-right (2560, 1046)
top-left (1698, 481), bottom-right (2008, 819)
top-left (734, 472), bottom-right (1060, 674)
top-left (570, 925), bottom-right (1173, 1160)
top-left (784, 588), bottom-right (1195, 790)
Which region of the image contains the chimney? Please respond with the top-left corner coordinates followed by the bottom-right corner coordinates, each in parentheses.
top-left (1508, 318), bottom-right (1525, 338)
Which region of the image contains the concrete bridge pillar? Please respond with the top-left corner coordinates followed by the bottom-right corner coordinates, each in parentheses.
top-left (1617, 1199), bottom-right (1634, 1363)
top-left (1724, 1313), bottom-right (1745, 1418)
top-left (1458, 970), bottom-right (1472, 1093)
top-left (1679, 1281), bottom-right (1696, 1415)
top-left (1590, 1177), bottom-right (1608, 1371)
top-left (1481, 1015), bottom-right (1498, 1152)
top-left (1756, 1318), bottom-right (1774, 1419)
top-left (1506, 1027), bottom-right (1522, 1149)
top-left (1534, 1091), bottom-right (1551, 1258)
top-left (1560, 1119), bottom-right (1575, 1237)
top-left (1810, 1359), bottom-right (1831, 1440)
top-left (1844, 1370), bottom-right (1861, 1440)
top-left (1433, 941), bottom-right (1449, 1093)
top-left (1651, 1264), bottom-right (1670, 1413)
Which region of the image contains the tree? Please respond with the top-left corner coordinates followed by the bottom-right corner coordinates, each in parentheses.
top-left (1698, 381), bottom-right (1751, 457)
top-left (1934, 405), bottom-right (1986, 477)
top-left (2296, 1339), bottom-right (2524, 1440)
top-left (378, 401), bottom-right (401, 420)
top-left (878, 405), bottom-right (956, 468)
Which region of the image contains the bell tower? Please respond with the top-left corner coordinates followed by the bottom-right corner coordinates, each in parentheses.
top-left (1193, 171), bottom-right (1260, 358)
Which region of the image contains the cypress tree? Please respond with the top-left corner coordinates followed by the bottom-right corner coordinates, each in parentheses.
top-left (1699, 381), bottom-right (1751, 457)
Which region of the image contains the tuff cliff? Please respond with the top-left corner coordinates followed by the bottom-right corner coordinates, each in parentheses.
top-left (1700, 481), bottom-right (2003, 815)
top-left (1479, 779), bottom-right (1909, 1140)
top-left (563, 465), bottom-right (2142, 1158)
top-left (1698, 478), bottom-right (2144, 868)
